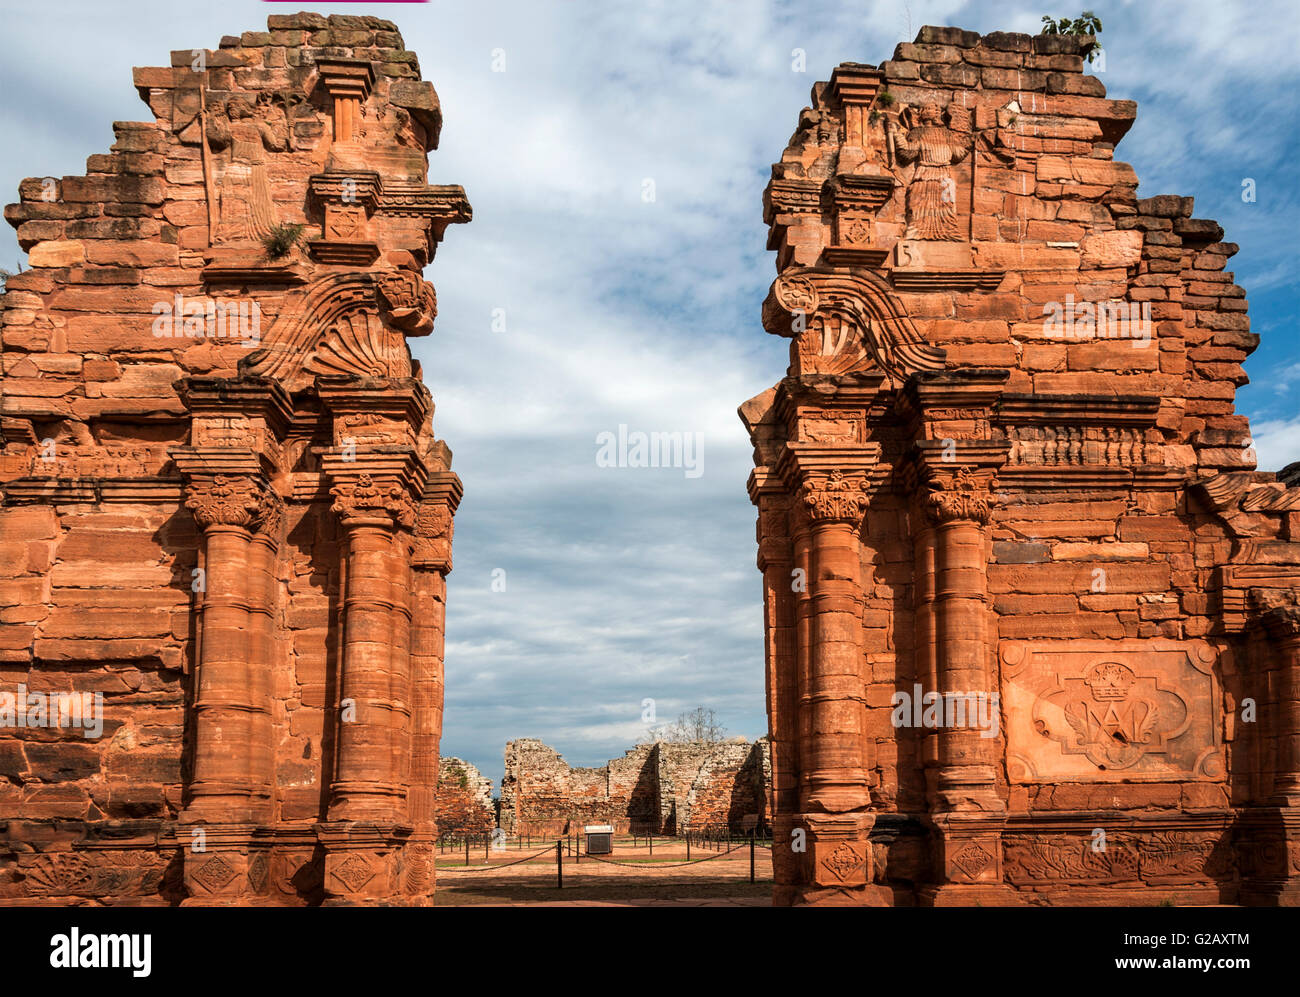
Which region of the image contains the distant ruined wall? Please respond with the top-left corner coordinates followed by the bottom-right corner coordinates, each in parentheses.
top-left (499, 737), bottom-right (769, 835)
top-left (0, 12), bottom-right (469, 906)
top-left (434, 757), bottom-right (494, 837)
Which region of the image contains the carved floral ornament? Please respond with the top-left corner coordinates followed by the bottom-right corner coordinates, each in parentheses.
top-left (185, 474), bottom-right (283, 535)
top-left (802, 469), bottom-right (870, 525)
top-left (924, 465), bottom-right (996, 525)
top-left (330, 472), bottom-right (417, 531)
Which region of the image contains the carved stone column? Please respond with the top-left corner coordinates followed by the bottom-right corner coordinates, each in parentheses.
top-left (791, 468), bottom-right (877, 904)
top-left (313, 376), bottom-right (429, 905)
top-left (1266, 607), bottom-right (1300, 807)
top-left (170, 376), bottom-right (291, 905)
top-left (918, 463), bottom-right (1014, 904)
top-left (178, 472), bottom-right (281, 904)
top-left (183, 474), bottom-right (280, 821)
top-left (327, 471), bottom-right (416, 822)
top-left (923, 465), bottom-right (1001, 813)
top-left (312, 470), bottom-right (416, 906)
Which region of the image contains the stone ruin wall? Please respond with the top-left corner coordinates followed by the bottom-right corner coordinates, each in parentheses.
top-left (434, 757), bottom-right (495, 837)
top-left (0, 13), bottom-right (469, 906)
top-left (744, 25), bottom-right (1300, 905)
top-left (499, 737), bottom-right (770, 836)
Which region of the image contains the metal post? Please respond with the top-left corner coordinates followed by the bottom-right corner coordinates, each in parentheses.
top-left (556, 840), bottom-right (563, 890)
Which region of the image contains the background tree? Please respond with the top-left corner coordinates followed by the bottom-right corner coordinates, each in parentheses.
top-left (663, 706), bottom-right (727, 743)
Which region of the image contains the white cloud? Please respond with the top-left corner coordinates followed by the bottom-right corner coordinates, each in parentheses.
top-left (1249, 416), bottom-right (1300, 472)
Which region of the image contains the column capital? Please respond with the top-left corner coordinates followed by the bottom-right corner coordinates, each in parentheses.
top-left (184, 473), bottom-right (283, 536)
top-left (1262, 604), bottom-right (1300, 642)
top-left (801, 469), bottom-right (870, 526)
top-left (331, 472), bottom-right (417, 532)
top-left (923, 465), bottom-right (997, 526)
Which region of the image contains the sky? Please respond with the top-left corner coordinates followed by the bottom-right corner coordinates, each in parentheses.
top-left (1, 0), bottom-right (1296, 790)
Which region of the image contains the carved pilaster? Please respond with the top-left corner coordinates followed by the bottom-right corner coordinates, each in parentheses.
top-left (787, 464), bottom-right (876, 901)
top-left (408, 470), bottom-right (462, 905)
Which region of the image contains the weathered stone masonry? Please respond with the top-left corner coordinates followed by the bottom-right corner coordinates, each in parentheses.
top-left (0, 13), bottom-right (469, 905)
top-left (500, 738), bottom-right (770, 836)
top-left (434, 757), bottom-right (495, 838)
top-left (744, 25), bottom-right (1300, 905)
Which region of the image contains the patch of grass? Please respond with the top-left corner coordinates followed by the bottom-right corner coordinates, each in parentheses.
top-left (262, 222), bottom-right (305, 259)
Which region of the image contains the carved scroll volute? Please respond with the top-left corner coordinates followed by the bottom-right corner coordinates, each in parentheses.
top-left (331, 472), bottom-right (417, 532)
top-left (801, 469), bottom-right (870, 527)
top-left (376, 269), bottom-right (437, 337)
top-left (760, 268), bottom-right (946, 381)
top-left (186, 474), bottom-right (282, 538)
top-left (923, 465), bottom-right (997, 526)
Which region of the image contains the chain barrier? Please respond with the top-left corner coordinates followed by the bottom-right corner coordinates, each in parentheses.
top-left (436, 844), bottom-right (556, 873)
top-left (579, 842), bottom-right (745, 869)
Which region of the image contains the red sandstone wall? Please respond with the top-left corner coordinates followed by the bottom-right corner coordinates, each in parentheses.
top-left (745, 25), bottom-right (1300, 905)
top-left (0, 12), bottom-right (467, 906)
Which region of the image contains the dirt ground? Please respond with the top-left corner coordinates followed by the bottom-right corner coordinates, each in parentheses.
top-left (433, 835), bottom-right (773, 907)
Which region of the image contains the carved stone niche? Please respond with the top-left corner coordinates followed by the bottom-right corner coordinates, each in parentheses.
top-left (821, 171), bottom-right (894, 268)
top-left (308, 171), bottom-right (382, 266)
top-left (1000, 640), bottom-right (1226, 784)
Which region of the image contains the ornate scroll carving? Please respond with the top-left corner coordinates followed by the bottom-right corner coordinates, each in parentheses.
top-left (20, 850), bottom-right (171, 899)
top-left (801, 469), bottom-right (870, 525)
top-left (241, 272), bottom-right (437, 390)
top-left (761, 267), bottom-right (946, 381)
top-left (331, 472), bottom-right (416, 531)
top-left (924, 466), bottom-right (995, 525)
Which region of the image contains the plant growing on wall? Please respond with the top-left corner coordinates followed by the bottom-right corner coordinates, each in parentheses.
top-left (1040, 10), bottom-right (1103, 63)
top-left (261, 221), bottom-right (305, 259)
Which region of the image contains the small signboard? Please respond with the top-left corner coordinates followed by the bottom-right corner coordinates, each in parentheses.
top-left (584, 824), bottom-right (614, 855)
